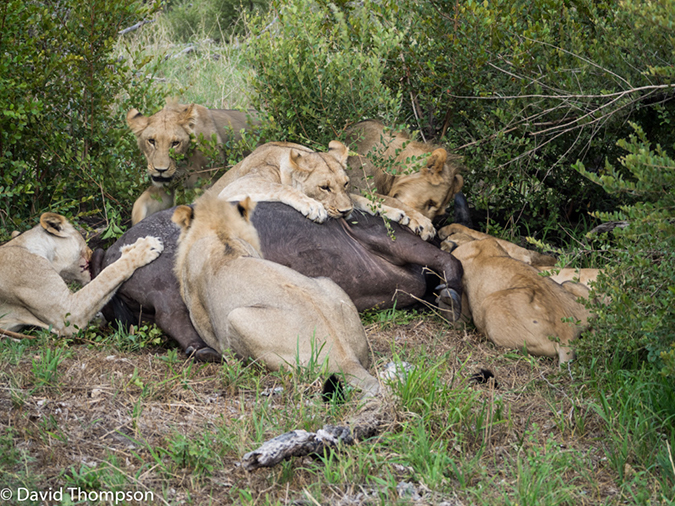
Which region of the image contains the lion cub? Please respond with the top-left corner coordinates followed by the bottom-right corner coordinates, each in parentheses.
top-left (0, 213), bottom-right (163, 336)
top-left (439, 225), bottom-right (591, 362)
top-left (207, 141), bottom-right (353, 222)
top-left (172, 193), bottom-right (379, 396)
top-left (346, 120), bottom-right (465, 240)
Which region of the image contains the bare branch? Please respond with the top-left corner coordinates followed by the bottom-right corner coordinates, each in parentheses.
top-left (118, 19), bottom-right (154, 36)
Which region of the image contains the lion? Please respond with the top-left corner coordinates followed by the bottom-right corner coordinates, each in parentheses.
top-left (439, 225), bottom-right (591, 362)
top-left (439, 224), bottom-right (601, 287)
top-left (0, 213), bottom-right (163, 336)
top-left (126, 99), bottom-right (260, 225)
top-left (345, 120), bottom-right (465, 240)
top-left (207, 141), bottom-right (353, 222)
top-left (172, 193), bottom-right (380, 396)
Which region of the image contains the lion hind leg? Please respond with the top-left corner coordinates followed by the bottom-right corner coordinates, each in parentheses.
top-left (476, 289), bottom-right (562, 358)
top-left (227, 306), bottom-right (379, 395)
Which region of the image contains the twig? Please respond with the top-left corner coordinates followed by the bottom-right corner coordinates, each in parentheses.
top-left (118, 19), bottom-right (154, 36)
top-left (0, 327), bottom-right (37, 340)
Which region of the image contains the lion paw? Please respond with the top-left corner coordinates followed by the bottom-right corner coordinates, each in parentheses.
top-left (298, 199), bottom-right (328, 223)
top-left (407, 215), bottom-right (436, 241)
top-left (383, 207), bottom-right (410, 226)
top-left (120, 236), bottom-right (164, 267)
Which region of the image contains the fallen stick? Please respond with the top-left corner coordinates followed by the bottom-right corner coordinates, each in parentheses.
top-left (118, 19), bottom-right (155, 36)
top-left (242, 397), bottom-right (394, 471)
top-left (0, 327), bottom-right (37, 340)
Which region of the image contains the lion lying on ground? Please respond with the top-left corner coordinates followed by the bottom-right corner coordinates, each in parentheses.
top-left (207, 141), bottom-right (353, 222)
top-left (172, 193), bottom-right (379, 396)
top-left (439, 224), bottom-right (601, 287)
top-left (0, 213), bottom-right (162, 335)
top-left (439, 224), bottom-right (591, 362)
top-left (345, 120), bottom-right (465, 240)
top-left (127, 99), bottom-right (259, 225)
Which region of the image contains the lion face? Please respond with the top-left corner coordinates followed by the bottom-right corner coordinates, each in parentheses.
top-left (389, 148), bottom-right (464, 220)
top-left (282, 141), bottom-right (353, 218)
top-left (35, 213), bottom-right (93, 285)
top-left (389, 168), bottom-right (464, 220)
top-left (126, 105), bottom-right (198, 185)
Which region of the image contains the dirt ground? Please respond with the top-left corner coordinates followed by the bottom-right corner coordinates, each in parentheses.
top-left (0, 316), bottom-right (621, 505)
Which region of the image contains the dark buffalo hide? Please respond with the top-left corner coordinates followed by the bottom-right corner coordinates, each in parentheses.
top-left (93, 202), bottom-right (463, 361)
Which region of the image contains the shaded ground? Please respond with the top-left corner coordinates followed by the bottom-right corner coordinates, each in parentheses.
top-left (0, 315), bottom-right (624, 505)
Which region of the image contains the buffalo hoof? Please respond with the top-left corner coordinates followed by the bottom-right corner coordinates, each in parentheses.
top-left (185, 345), bottom-right (222, 363)
top-left (435, 285), bottom-right (462, 322)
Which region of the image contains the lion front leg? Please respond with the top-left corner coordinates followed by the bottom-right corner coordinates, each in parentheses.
top-left (350, 193), bottom-right (435, 240)
top-left (132, 186), bottom-right (175, 225)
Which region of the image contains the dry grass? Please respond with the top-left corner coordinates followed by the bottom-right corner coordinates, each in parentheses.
top-left (0, 313), bottom-right (628, 505)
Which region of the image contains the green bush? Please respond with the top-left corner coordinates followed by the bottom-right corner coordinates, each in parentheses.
top-left (576, 124), bottom-right (675, 377)
top-left (164, 0), bottom-right (269, 42)
top-left (243, 0), bottom-right (402, 146)
top-left (0, 0), bottom-right (165, 237)
top-left (574, 125), bottom-right (674, 491)
top-left (382, 0), bottom-right (675, 240)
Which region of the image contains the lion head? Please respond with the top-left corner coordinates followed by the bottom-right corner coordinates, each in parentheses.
top-left (19, 213), bottom-right (93, 285)
top-left (126, 102), bottom-right (206, 186)
top-left (278, 140), bottom-right (353, 218)
top-left (387, 147), bottom-right (464, 220)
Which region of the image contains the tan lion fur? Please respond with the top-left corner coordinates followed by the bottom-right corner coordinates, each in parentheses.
top-left (127, 99), bottom-right (259, 225)
top-left (439, 224), bottom-right (601, 287)
top-left (346, 120), bottom-right (465, 240)
top-left (439, 225), bottom-right (591, 362)
top-left (172, 194), bottom-right (379, 396)
top-left (0, 213), bottom-right (163, 335)
top-left (207, 141), bottom-right (353, 222)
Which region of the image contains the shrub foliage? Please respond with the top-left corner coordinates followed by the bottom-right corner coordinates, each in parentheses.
top-left (0, 0), bottom-right (164, 235)
top-left (243, 0), bottom-right (402, 146)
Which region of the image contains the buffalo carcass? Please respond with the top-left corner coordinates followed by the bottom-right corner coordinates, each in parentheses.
top-left (92, 202), bottom-right (463, 361)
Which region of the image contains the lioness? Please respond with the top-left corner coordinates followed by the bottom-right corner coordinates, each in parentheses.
top-left (441, 229), bottom-right (591, 362)
top-left (172, 194), bottom-right (379, 396)
top-left (207, 141), bottom-right (353, 222)
top-left (439, 224), bottom-right (600, 287)
top-left (346, 120), bottom-right (465, 240)
top-left (0, 213), bottom-right (163, 336)
top-left (127, 99), bottom-right (260, 225)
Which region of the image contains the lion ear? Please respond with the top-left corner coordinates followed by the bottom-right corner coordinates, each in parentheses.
top-left (126, 109), bottom-right (149, 135)
top-left (172, 206), bottom-right (194, 231)
top-left (178, 104), bottom-right (200, 133)
top-left (40, 213), bottom-right (70, 237)
top-left (236, 197), bottom-right (256, 222)
top-left (327, 140), bottom-right (349, 166)
top-left (452, 173), bottom-right (464, 194)
top-left (280, 149), bottom-right (309, 184)
top-left (422, 148), bottom-right (448, 185)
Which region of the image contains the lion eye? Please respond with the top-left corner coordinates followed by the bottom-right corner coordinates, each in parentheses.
top-left (148, 138), bottom-right (156, 147)
top-left (427, 200), bottom-right (437, 209)
top-left (320, 185), bottom-right (332, 192)
top-left (171, 141), bottom-right (180, 148)
top-left (393, 193), bottom-right (400, 199)
top-left (344, 181), bottom-right (349, 188)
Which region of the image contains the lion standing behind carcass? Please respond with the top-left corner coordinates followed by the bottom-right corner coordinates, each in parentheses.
top-left (126, 100), bottom-right (260, 225)
top-left (346, 120), bottom-right (465, 240)
top-left (0, 213), bottom-right (163, 336)
top-left (172, 193), bottom-right (380, 396)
